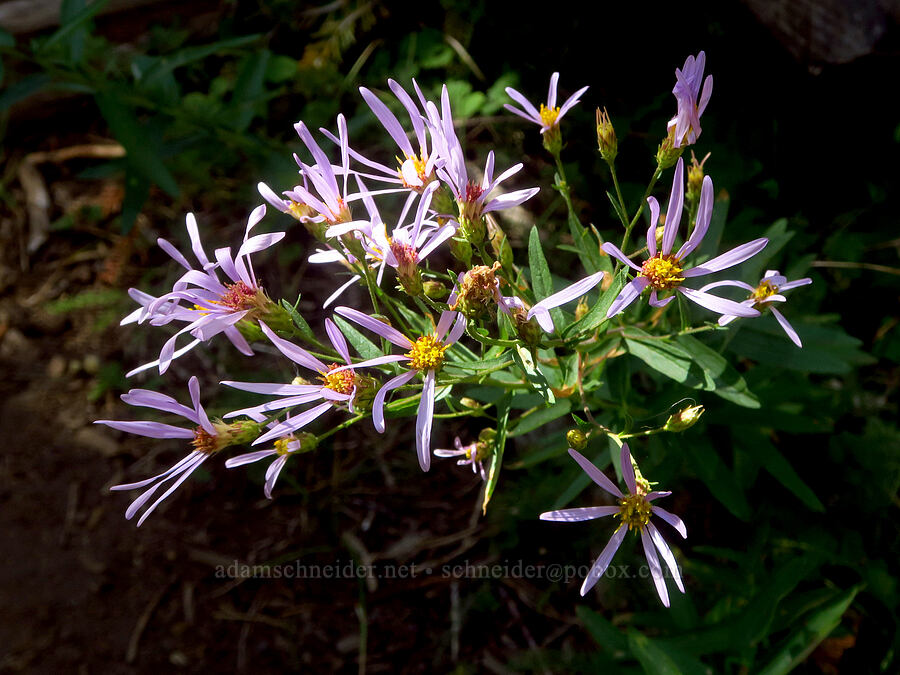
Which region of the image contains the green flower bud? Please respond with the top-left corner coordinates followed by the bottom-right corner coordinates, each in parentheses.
top-left (423, 280), bottom-right (448, 299)
top-left (596, 107), bottom-right (617, 163)
top-left (566, 428), bottom-right (588, 451)
top-left (656, 128), bottom-right (685, 170)
top-left (664, 404), bottom-right (705, 432)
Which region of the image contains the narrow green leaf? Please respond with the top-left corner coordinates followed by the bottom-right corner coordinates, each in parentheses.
top-left (509, 399), bottom-right (572, 438)
top-left (139, 35), bottom-right (262, 84)
top-left (757, 586), bottom-right (860, 675)
top-left (577, 606), bottom-right (627, 652)
top-left (38, 0), bottom-right (109, 52)
top-left (332, 316), bottom-right (382, 360)
top-left (685, 439), bottom-right (752, 520)
top-left (528, 225), bottom-right (564, 329)
top-left (512, 345), bottom-right (555, 404)
top-left (0, 73), bottom-right (51, 110)
top-left (563, 268), bottom-right (626, 337)
top-left (483, 392), bottom-right (512, 514)
top-left (95, 93), bottom-right (180, 197)
top-left (628, 630), bottom-right (681, 675)
top-left (279, 298), bottom-right (315, 343)
top-left (443, 355), bottom-right (513, 376)
top-left (736, 433), bottom-right (825, 511)
top-left (675, 335), bottom-right (760, 408)
top-left (227, 50), bottom-right (271, 131)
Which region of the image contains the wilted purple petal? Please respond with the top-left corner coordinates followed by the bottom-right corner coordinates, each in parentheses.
top-left (372, 370), bottom-right (417, 433)
top-left (647, 523), bottom-right (685, 593)
top-left (260, 321), bottom-right (327, 373)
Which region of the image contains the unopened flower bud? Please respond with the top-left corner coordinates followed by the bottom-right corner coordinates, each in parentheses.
top-left (512, 307), bottom-right (543, 346)
top-left (340, 233), bottom-right (367, 262)
top-left (664, 404), bottom-right (705, 432)
top-left (449, 236), bottom-right (473, 267)
top-left (431, 184), bottom-right (456, 220)
top-left (213, 419), bottom-right (263, 448)
top-left (542, 123), bottom-right (563, 155)
top-left (294, 432), bottom-right (318, 454)
top-left (478, 428), bottom-right (497, 443)
top-left (575, 297), bottom-right (590, 321)
top-left (596, 108), bottom-right (617, 162)
top-left (657, 128), bottom-right (685, 170)
top-left (686, 151), bottom-right (710, 213)
top-left (460, 397), bottom-right (481, 409)
top-left (566, 428), bottom-right (588, 451)
top-left (291, 375), bottom-right (311, 386)
top-left (423, 280), bottom-right (448, 299)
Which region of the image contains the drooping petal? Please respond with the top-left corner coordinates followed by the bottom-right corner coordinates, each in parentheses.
top-left (371, 370), bottom-right (417, 433)
top-left (568, 448), bottom-right (623, 498)
top-left (647, 522), bottom-right (685, 593)
top-left (771, 307), bottom-right (803, 347)
top-left (539, 506), bottom-right (619, 522)
top-left (95, 420), bottom-right (195, 439)
top-left (580, 526), bottom-right (628, 596)
top-left (678, 287), bottom-right (760, 317)
top-left (640, 528), bottom-right (670, 607)
top-left (601, 243), bottom-right (642, 272)
top-left (606, 277), bottom-right (651, 317)
top-left (504, 86), bottom-right (541, 121)
top-left (645, 491), bottom-right (672, 502)
top-left (253, 401), bottom-right (333, 445)
top-left (264, 454), bottom-right (289, 499)
top-left (415, 370), bottom-right (436, 471)
top-left (697, 279), bottom-right (755, 294)
top-left (109, 451), bottom-right (202, 491)
top-left (225, 449), bottom-right (278, 468)
top-left (136, 454), bottom-right (208, 527)
top-left (778, 277), bottom-right (813, 292)
top-left (652, 506), bottom-right (687, 538)
top-left (259, 321), bottom-right (327, 373)
top-left (528, 270), bottom-right (608, 327)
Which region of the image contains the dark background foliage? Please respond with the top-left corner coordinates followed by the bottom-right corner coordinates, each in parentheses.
top-left (1, 0), bottom-right (898, 673)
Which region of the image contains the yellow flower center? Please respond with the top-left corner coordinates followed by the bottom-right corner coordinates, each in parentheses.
top-left (751, 280), bottom-right (778, 303)
top-left (320, 364), bottom-right (356, 395)
top-left (273, 437), bottom-right (293, 456)
top-left (640, 254), bottom-right (685, 290)
top-left (539, 103), bottom-right (561, 128)
top-left (405, 335), bottom-right (448, 372)
top-left (396, 153), bottom-right (431, 189)
top-left (615, 493), bottom-right (652, 532)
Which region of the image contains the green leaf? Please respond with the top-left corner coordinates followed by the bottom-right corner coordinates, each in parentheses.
top-left (0, 73), bottom-right (51, 110)
top-left (512, 345), bottom-right (555, 404)
top-left (528, 226), bottom-right (564, 330)
top-left (736, 433), bottom-right (825, 511)
top-left (95, 93), bottom-right (180, 198)
top-left (563, 268), bottom-right (626, 338)
top-left (137, 34), bottom-right (262, 84)
top-left (443, 355), bottom-right (513, 376)
top-left (483, 392), bottom-right (512, 514)
top-left (0, 27), bottom-right (14, 48)
top-left (227, 50), bottom-right (271, 131)
top-left (757, 586), bottom-right (860, 675)
top-left (565, 210), bottom-right (608, 276)
top-left (627, 630), bottom-right (681, 675)
top-left (509, 399), bottom-right (572, 438)
top-left (119, 169), bottom-right (150, 233)
top-left (577, 606), bottom-right (627, 653)
top-left (625, 330), bottom-right (701, 386)
top-left (38, 0), bottom-right (109, 53)
top-left (332, 316), bottom-right (382, 361)
top-left (60, 0), bottom-right (88, 64)
top-left (685, 439), bottom-right (752, 520)
top-left (265, 55), bottom-right (297, 83)
top-left (279, 298), bottom-right (315, 343)
top-left (675, 335), bottom-right (759, 408)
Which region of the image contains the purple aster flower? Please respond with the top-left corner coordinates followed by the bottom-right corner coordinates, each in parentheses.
top-left (434, 436), bottom-right (488, 481)
top-left (97, 376), bottom-right (249, 526)
top-left (332, 306), bottom-right (467, 471)
top-left (699, 270), bottom-right (813, 347)
top-left (123, 207), bottom-right (284, 376)
top-left (540, 444), bottom-right (687, 606)
top-left (225, 423), bottom-right (316, 499)
top-left (504, 72), bottom-right (589, 134)
top-left (667, 51), bottom-right (713, 148)
top-left (426, 86), bottom-right (540, 223)
top-left (221, 319), bottom-right (384, 445)
top-left (526, 158), bottom-right (768, 331)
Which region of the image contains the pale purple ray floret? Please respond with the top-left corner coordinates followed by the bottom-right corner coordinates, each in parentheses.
top-left (225, 421), bottom-right (308, 499)
top-left (425, 86), bottom-right (539, 221)
top-left (97, 376), bottom-right (222, 527)
top-left (332, 306), bottom-right (466, 472)
top-left (668, 51), bottom-right (713, 148)
top-left (434, 437), bottom-right (488, 481)
top-left (540, 444), bottom-right (687, 606)
top-left (122, 206), bottom-right (284, 376)
top-left (221, 319), bottom-right (375, 445)
top-left (526, 158), bottom-right (768, 332)
top-left (700, 270), bottom-right (813, 347)
top-left (504, 72), bottom-right (589, 134)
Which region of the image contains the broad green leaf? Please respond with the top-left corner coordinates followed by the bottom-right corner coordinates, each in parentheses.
top-left (528, 225), bottom-right (564, 330)
top-left (757, 586), bottom-right (860, 675)
top-left (265, 55), bottom-right (297, 83)
top-left (332, 316), bottom-right (382, 361)
top-left (675, 335), bottom-right (760, 408)
top-left (60, 0), bottom-right (88, 64)
top-left (577, 606), bottom-right (627, 653)
top-left (625, 330), bottom-right (702, 386)
top-left (509, 399), bottom-right (572, 438)
top-left (95, 93), bottom-right (180, 198)
top-left (685, 439), bottom-right (752, 520)
top-left (735, 433), bottom-right (825, 511)
top-left (483, 392), bottom-right (512, 514)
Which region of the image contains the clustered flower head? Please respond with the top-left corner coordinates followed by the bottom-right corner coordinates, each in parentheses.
top-left (98, 55), bottom-right (814, 614)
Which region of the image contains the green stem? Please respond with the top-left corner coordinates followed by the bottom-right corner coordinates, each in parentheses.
top-left (619, 167), bottom-right (663, 260)
top-left (607, 160), bottom-right (630, 229)
top-left (317, 413), bottom-right (365, 442)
